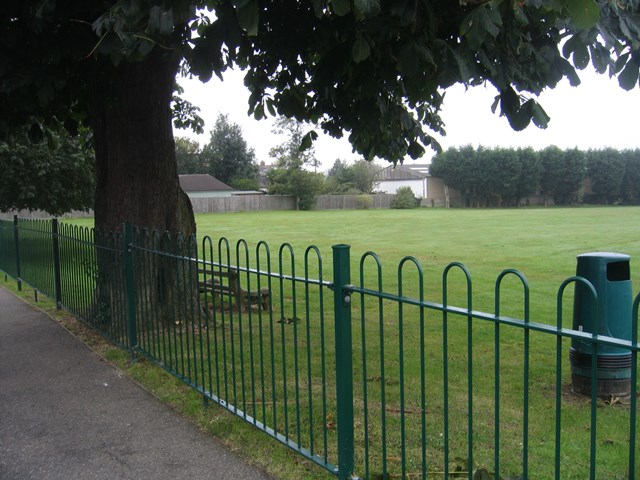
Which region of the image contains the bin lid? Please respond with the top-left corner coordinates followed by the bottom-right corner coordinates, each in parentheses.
top-left (577, 252), bottom-right (630, 261)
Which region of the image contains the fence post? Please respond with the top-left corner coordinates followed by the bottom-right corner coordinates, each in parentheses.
top-left (332, 244), bottom-right (355, 480)
top-left (13, 215), bottom-right (21, 291)
top-left (51, 219), bottom-right (62, 309)
top-left (123, 223), bottom-right (138, 357)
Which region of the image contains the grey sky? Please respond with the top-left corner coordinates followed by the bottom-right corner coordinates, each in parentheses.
top-left (177, 65), bottom-right (640, 170)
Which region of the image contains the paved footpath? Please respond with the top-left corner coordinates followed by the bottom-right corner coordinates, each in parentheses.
top-left (0, 286), bottom-right (272, 480)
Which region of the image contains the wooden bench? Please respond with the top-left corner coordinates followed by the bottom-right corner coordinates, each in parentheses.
top-left (198, 267), bottom-right (270, 312)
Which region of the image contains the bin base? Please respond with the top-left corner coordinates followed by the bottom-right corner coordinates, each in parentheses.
top-left (571, 373), bottom-right (630, 398)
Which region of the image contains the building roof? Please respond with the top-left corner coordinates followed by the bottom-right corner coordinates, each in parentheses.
top-left (376, 164), bottom-right (431, 181)
top-left (179, 174), bottom-right (233, 192)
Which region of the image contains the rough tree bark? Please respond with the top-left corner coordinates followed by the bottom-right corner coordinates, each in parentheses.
top-left (86, 49), bottom-right (197, 328)
top-left (88, 49), bottom-right (195, 236)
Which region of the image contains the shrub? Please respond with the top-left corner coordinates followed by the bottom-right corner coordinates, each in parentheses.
top-left (355, 194), bottom-right (373, 209)
top-left (231, 177), bottom-right (260, 191)
top-left (391, 186), bottom-right (418, 209)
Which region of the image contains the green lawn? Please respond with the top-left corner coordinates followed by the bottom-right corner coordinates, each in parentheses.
top-left (195, 206), bottom-right (640, 280)
top-left (63, 206), bottom-right (640, 479)
top-left (71, 206), bottom-right (640, 288)
top-left (193, 206), bottom-right (640, 319)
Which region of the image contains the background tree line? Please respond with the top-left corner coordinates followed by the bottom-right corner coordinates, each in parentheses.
top-left (176, 114), bottom-right (260, 191)
top-left (0, 123), bottom-right (95, 215)
top-left (0, 114), bottom-right (384, 214)
top-left (430, 146), bottom-right (640, 207)
top-left (5, 114), bottom-right (640, 214)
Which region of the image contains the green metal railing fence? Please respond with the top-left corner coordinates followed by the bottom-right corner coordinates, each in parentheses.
top-left (0, 217), bottom-right (18, 282)
top-left (0, 215), bottom-right (638, 480)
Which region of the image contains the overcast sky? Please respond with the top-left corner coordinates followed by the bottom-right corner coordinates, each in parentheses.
top-left (176, 65), bottom-right (640, 171)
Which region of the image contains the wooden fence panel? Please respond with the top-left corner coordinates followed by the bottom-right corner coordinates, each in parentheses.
top-left (189, 195), bottom-right (297, 213)
top-left (314, 194), bottom-right (395, 210)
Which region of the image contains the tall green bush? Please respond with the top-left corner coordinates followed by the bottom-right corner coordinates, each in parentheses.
top-left (355, 194), bottom-right (373, 209)
top-left (391, 186), bottom-right (418, 209)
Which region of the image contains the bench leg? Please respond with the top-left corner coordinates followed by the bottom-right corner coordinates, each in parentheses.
top-left (239, 289), bottom-right (270, 312)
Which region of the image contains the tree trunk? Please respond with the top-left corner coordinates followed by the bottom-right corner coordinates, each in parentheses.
top-left (86, 49), bottom-right (197, 329)
top-left (88, 49), bottom-right (195, 236)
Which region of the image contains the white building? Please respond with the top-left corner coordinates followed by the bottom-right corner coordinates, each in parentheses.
top-left (376, 164), bottom-right (431, 198)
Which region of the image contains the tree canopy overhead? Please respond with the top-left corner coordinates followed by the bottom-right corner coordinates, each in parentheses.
top-left (197, 0), bottom-right (640, 161)
top-left (2, 0), bottom-right (639, 231)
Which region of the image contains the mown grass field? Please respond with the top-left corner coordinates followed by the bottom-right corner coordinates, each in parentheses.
top-left (194, 205), bottom-right (639, 279)
top-left (62, 206), bottom-right (640, 479)
top-left (190, 206), bottom-right (640, 326)
top-left (71, 206), bottom-right (640, 292)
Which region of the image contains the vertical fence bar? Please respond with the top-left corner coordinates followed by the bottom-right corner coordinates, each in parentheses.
top-left (522, 309), bottom-right (530, 480)
top-left (629, 294), bottom-right (638, 479)
top-left (397, 273), bottom-right (407, 479)
top-left (51, 219), bottom-right (62, 309)
top-left (123, 223), bottom-right (138, 357)
top-left (494, 306), bottom-right (501, 480)
top-left (332, 244), bottom-right (354, 480)
top-left (278, 244), bottom-right (292, 440)
top-left (554, 294), bottom-right (563, 480)
top-left (13, 215), bottom-right (21, 291)
top-left (589, 308), bottom-right (598, 480)
top-left (466, 297), bottom-right (474, 480)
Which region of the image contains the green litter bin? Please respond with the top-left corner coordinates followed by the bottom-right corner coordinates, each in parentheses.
top-left (569, 252), bottom-right (633, 398)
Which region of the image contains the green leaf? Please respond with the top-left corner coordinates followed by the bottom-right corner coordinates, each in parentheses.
top-left (390, 0), bottom-right (417, 26)
top-left (330, 0), bottom-right (351, 16)
top-left (461, 3), bottom-right (502, 50)
top-left (589, 45), bottom-right (609, 74)
top-left (352, 35), bottom-right (371, 63)
top-left (266, 98), bottom-right (277, 117)
top-left (615, 52), bottom-right (630, 74)
top-left (149, 6), bottom-right (162, 32)
top-left (300, 130), bottom-right (319, 151)
top-left (311, 0), bottom-right (325, 17)
top-left (148, 6), bottom-right (174, 35)
top-left (231, 0), bottom-right (252, 8)
top-left (565, 0), bottom-right (600, 30)
top-left (159, 8), bottom-right (175, 35)
top-left (448, 45), bottom-right (471, 83)
top-left (236, 0), bottom-right (259, 36)
top-left (562, 34), bottom-right (579, 59)
top-left (354, 0), bottom-right (381, 18)
top-left (554, 56), bottom-right (581, 86)
top-left (397, 43), bottom-right (417, 75)
top-left (567, 69), bottom-right (581, 86)
top-left (491, 94), bottom-right (500, 114)
top-left (618, 13), bottom-right (640, 50)
top-left (253, 103), bottom-right (265, 120)
top-left (28, 122), bottom-right (44, 143)
top-left (407, 141), bottom-right (424, 159)
top-left (500, 87), bottom-right (519, 114)
top-left (572, 43), bottom-right (590, 69)
top-left (531, 101), bottom-right (550, 128)
top-left (499, 88), bottom-right (532, 131)
top-left (618, 59), bottom-right (639, 91)
top-left (512, 1), bottom-right (529, 25)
